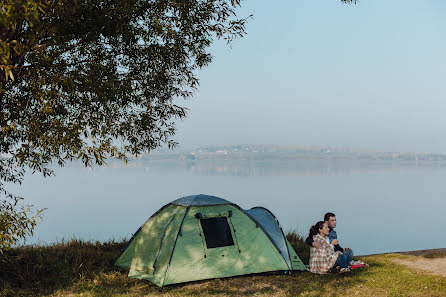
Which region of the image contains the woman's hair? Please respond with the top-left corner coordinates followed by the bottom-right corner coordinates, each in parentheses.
top-left (309, 221), bottom-right (325, 237)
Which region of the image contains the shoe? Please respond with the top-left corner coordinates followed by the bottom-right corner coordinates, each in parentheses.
top-left (330, 266), bottom-right (340, 274)
top-left (339, 267), bottom-right (351, 274)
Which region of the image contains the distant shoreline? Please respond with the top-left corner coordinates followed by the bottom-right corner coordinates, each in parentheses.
top-left (139, 144), bottom-right (446, 163)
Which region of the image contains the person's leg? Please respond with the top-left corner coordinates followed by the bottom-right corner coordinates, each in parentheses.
top-left (343, 249), bottom-right (354, 264)
top-left (333, 253), bottom-right (349, 269)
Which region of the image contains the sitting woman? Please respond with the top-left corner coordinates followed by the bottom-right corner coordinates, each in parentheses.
top-left (308, 221), bottom-right (350, 274)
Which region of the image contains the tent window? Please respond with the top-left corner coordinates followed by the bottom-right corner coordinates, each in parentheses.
top-left (200, 217), bottom-right (234, 249)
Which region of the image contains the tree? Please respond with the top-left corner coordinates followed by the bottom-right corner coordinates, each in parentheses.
top-left (0, 0), bottom-right (249, 252)
top-left (0, 0), bottom-right (356, 252)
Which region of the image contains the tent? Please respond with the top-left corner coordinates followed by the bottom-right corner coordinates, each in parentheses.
top-left (115, 194), bottom-right (305, 286)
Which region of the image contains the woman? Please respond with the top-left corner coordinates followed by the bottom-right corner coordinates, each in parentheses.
top-left (308, 221), bottom-right (350, 274)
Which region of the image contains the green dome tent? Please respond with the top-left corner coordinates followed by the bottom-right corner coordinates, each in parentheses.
top-left (115, 194), bottom-right (305, 286)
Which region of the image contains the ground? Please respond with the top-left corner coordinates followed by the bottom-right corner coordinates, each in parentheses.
top-left (2, 243), bottom-right (446, 297)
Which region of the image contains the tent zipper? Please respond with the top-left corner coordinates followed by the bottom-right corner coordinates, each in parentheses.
top-left (228, 216), bottom-right (241, 253)
top-left (197, 219), bottom-right (207, 258)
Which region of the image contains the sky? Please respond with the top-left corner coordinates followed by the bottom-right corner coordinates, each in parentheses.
top-left (174, 0), bottom-right (446, 153)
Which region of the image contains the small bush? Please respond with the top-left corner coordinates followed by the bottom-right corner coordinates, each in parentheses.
top-left (422, 251), bottom-right (446, 259)
top-left (286, 230), bottom-right (310, 264)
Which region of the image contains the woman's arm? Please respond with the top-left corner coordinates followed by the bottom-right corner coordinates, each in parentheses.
top-left (307, 235), bottom-right (323, 249)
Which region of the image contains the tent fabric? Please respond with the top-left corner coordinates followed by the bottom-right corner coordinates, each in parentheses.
top-left (116, 194), bottom-right (305, 287)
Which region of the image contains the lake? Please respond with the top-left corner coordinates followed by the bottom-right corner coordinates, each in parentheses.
top-left (9, 158), bottom-right (446, 256)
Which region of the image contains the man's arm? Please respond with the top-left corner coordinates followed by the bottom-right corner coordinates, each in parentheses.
top-left (305, 235), bottom-right (321, 249)
top-left (305, 235), bottom-right (314, 247)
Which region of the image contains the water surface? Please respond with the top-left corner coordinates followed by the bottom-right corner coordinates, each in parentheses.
top-left (10, 159), bottom-right (446, 255)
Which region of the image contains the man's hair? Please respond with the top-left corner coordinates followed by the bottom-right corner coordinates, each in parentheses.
top-left (324, 212), bottom-right (336, 222)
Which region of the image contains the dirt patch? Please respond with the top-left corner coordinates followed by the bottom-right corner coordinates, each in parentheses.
top-left (392, 257), bottom-right (446, 277)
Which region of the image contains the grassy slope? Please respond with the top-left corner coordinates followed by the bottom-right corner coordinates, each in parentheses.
top-left (1, 238), bottom-right (446, 297)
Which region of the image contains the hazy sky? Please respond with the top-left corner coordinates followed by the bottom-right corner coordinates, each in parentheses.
top-left (175, 0), bottom-right (446, 153)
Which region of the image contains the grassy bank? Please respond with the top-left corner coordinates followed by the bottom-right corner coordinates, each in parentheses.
top-left (1, 235), bottom-right (445, 297)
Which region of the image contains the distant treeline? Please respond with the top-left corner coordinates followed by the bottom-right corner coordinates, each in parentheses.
top-left (136, 145), bottom-right (446, 162)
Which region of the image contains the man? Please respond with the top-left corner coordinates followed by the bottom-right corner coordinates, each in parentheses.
top-left (306, 212), bottom-right (354, 265)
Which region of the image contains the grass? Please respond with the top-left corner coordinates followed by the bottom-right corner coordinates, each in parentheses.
top-left (0, 239), bottom-right (126, 296)
top-left (1, 235), bottom-right (446, 297)
top-left (421, 251), bottom-right (446, 259)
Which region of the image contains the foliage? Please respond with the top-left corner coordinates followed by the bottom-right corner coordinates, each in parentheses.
top-left (1, 0), bottom-right (249, 171)
top-left (286, 230), bottom-right (310, 264)
top-left (0, 0), bottom-right (249, 252)
top-left (0, 197), bottom-right (44, 254)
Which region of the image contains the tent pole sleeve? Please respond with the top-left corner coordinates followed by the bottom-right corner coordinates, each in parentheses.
top-left (161, 206), bottom-right (191, 287)
top-left (153, 214), bottom-right (176, 274)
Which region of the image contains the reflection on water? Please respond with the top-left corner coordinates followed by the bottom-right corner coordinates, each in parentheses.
top-left (105, 159), bottom-right (446, 177)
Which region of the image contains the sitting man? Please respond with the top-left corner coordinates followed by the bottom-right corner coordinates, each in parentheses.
top-left (306, 212), bottom-right (355, 266)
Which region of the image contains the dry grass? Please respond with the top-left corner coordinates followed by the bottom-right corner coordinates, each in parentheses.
top-left (2, 239), bottom-right (446, 296)
top-left (32, 256), bottom-right (446, 297)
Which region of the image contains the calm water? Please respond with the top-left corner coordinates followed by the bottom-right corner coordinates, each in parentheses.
top-left (9, 159), bottom-right (446, 255)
